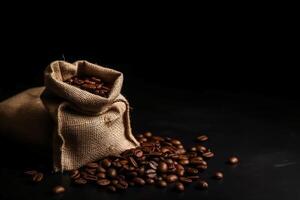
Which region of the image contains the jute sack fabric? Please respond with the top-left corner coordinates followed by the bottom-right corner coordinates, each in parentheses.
top-left (42, 60), bottom-right (139, 171)
top-left (0, 87), bottom-right (52, 148)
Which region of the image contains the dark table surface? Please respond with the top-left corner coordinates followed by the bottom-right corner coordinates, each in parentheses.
top-left (1, 84), bottom-right (300, 200)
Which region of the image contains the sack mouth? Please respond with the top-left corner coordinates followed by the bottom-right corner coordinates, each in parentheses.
top-left (45, 60), bottom-right (124, 113)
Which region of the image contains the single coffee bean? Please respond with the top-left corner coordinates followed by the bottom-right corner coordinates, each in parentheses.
top-left (197, 135), bottom-right (208, 142)
top-left (32, 172), bottom-right (43, 182)
top-left (102, 159), bottom-right (111, 168)
top-left (177, 144), bottom-right (184, 149)
top-left (186, 175), bottom-right (200, 180)
top-left (97, 166), bottom-right (106, 173)
top-left (202, 151), bottom-right (214, 158)
top-left (74, 178), bottom-right (87, 185)
top-left (189, 147), bottom-right (197, 152)
top-left (166, 174), bottom-right (178, 183)
top-left (134, 149), bottom-right (144, 158)
top-left (190, 157), bottom-right (204, 165)
top-left (228, 156), bottom-right (239, 165)
top-left (143, 132), bottom-right (152, 138)
top-left (175, 182), bottom-right (185, 191)
top-left (96, 172), bottom-right (106, 179)
top-left (133, 177), bottom-right (146, 186)
top-left (179, 177), bottom-right (193, 184)
top-left (52, 185), bottom-right (65, 194)
top-left (97, 179), bottom-right (111, 186)
top-left (158, 162), bottom-right (168, 173)
top-left (196, 180), bottom-right (208, 189)
top-left (69, 170), bottom-right (80, 179)
top-left (158, 180), bottom-right (167, 187)
top-left (86, 162), bottom-right (99, 168)
top-left (107, 168), bottom-right (117, 178)
top-left (146, 178), bottom-right (155, 184)
top-left (171, 139), bottom-right (181, 145)
top-left (186, 167), bottom-right (199, 174)
top-left (196, 145), bottom-right (207, 153)
top-left (179, 159), bottom-right (189, 165)
top-left (107, 185), bottom-right (117, 192)
top-left (213, 172), bottom-right (224, 180)
top-left (149, 160), bottom-right (158, 170)
top-left (111, 179), bottom-right (119, 185)
top-left (196, 165), bottom-right (208, 171)
top-left (129, 157), bottom-right (138, 168)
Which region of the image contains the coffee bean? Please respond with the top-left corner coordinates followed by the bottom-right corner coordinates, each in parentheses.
top-left (146, 178), bottom-right (155, 184)
top-left (107, 168), bottom-right (117, 178)
top-left (143, 132), bottom-right (152, 138)
top-left (52, 185), bottom-right (65, 194)
top-left (134, 149), bottom-right (144, 158)
top-left (107, 185), bottom-right (117, 192)
top-left (97, 179), bottom-right (111, 186)
top-left (97, 166), bottom-right (106, 173)
top-left (175, 182), bottom-right (185, 191)
top-left (197, 135), bottom-right (208, 142)
top-left (86, 162), bottom-right (99, 168)
top-left (186, 175), bottom-right (200, 180)
top-left (96, 172), bottom-right (106, 179)
top-left (186, 167), bottom-right (198, 174)
top-left (213, 172), bottom-right (223, 180)
top-left (228, 156), bottom-right (239, 165)
top-left (102, 159), bottom-right (111, 168)
top-left (166, 174), bottom-right (178, 183)
top-left (189, 147), bottom-right (197, 152)
top-left (69, 170), bottom-right (80, 179)
top-left (202, 151), bottom-right (214, 158)
top-left (133, 177), bottom-right (145, 186)
top-left (129, 157), bottom-right (138, 168)
top-left (32, 172), bottom-right (43, 182)
top-left (190, 157), bottom-right (204, 164)
top-left (171, 139), bottom-right (181, 145)
top-left (74, 178), bottom-right (87, 185)
top-left (177, 145), bottom-right (184, 149)
top-left (149, 160), bottom-right (158, 170)
top-left (196, 165), bottom-right (208, 171)
top-left (179, 177), bottom-right (193, 184)
top-left (158, 162), bottom-right (168, 173)
top-left (179, 159), bottom-right (189, 165)
top-left (158, 180), bottom-right (167, 187)
top-left (196, 145), bottom-right (207, 153)
top-left (196, 180), bottom-right (208, 189)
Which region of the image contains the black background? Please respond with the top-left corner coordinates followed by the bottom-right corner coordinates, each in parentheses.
top-left (0, 6), bottom-right (299, 200)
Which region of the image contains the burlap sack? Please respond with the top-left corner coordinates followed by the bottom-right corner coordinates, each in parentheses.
top-left (42, 60), bottom-right (139, 171)
top-left (0, 87), bottom-right (52, 148)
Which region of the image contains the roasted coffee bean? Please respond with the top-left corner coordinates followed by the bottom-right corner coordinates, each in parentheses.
top-left (176, 166), bottom-right (185, 177)
top-left (107, 185), bottom-right (117, 192)
top-left (96, 172), bottom-right (106, 179)
top-left (196, 165), bottom-right (208, 171)
top-left (213, 172), bottom-right (224, 180)
top-left (133, 177), bottom-right (145, 186)
top-left (179, 159), bottom-right (189, 165)
top-left (190, 157), bottom-right (204, 164)
top-left (74, 178), bottom-right (87, 185)
top-left (52, 185), bottom-right (65, 194)
top-left (146, 178), bottom-right (155, 184)
top-left (86, 162), bottom-right (99, 168)
top-left (149, 160), bottom-right (158, 170)
top-left (158, 162), bottom-right (168, 173)
top-left (189, 147), bottom-right (197, 152)
top-left (197, 135), bottom-right (208, 142)
top-left (152, 136), bottom-right (164, 141)
top-left (228, 156), bottom-right (239, 165)
top-left (176, 149), bottom-right (186, 155)
top-left (111, 179), bottom-right (119, 185)
top-left (203, 151), bottom-right (214, 158)
top-left (177, 144), bottom-right (184, 149)
top-left (119, 159), bottom-right (129, 165)
top-left (69, 170), bottom-right (80, 179)
top-left (134, 149), bottom-right (144, 158)
top-left (145, 169), bottom-right (157, 178)
top-left (186, 167), bottom-right (198, 174)
top-left (161, 147), bottom-right (171, 153)
top-left (179, 177), bottom-right (193, 184)
top-left (175, 182), bottom-right (185, 191)
top-left (143, 132), bottom-right (152, 138)
top-left (158, 180), bottom-right (167, 187)
top-left (32, 172), bottom-right (43, 182)
top-left (107, 168), bottom-right (117, 178)
top-left (196, 180), bottom-right (208, 189)
top-left (186, 175), bottom-right (200, 180)
top-left (112, 161), bottom-right (122, 168)
top-left (102, 159), bottom-right (111, 168)
top-left (171, 139), bottom-right (181, 145)
top-left (166, 174), bottom-right (178, 183)
top-left (196, 145), bottom-right (207, 153)
top-left (85, 168), bottom-right (96, 175)
top-left (97, 166), bottom-right (106, 173)
top-left (97, 179), bottom-right (111, 186)
top-left (129, 157), bottom-right (138, 168)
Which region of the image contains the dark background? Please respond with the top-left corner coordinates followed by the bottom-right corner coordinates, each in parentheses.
top-left (0, 6), bottom-right (299, 200)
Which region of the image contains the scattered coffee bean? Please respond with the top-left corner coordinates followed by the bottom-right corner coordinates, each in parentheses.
top-left (143, 132), bottom-right (152, 138)
top-left (197, 135), bottom-right (208, 142)
top-left (158, 162), bottom-right (168, 173)
top-left (196, 180), bottom-right (208, 189)
top-left (166, 174), bottom-right (178, 183)
top-left (179, 177), bottom-right (193, 184)
top-left (133, 177), bottom-right (145, 186)
top-left (175, 182), bottom-right (185, 191)
top-left (97, 179), bottom-right (111, 186)
top-left (213, 172), bottom-right (224, 180)
top-left (158, 180), bottom-right (167, 187)
top-left (32, 172), bottom-right (43, 182)
top-left (52, 185), bottom-right (65, 194)
top-left (203, 151), bottom-right (214, 158)
top-left (228, 156), bottom-right (239, 165)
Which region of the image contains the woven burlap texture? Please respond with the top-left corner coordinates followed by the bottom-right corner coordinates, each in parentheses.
top-left (42, 60), bottom-right (139, 171)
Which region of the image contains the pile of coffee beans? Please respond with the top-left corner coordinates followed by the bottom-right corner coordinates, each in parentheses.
top-left (66, 132), bottom-right (239, 192)
top-left (24, 132), bottom-right (239, 194)
top-left (64, 75), bottom-right (111, 98)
